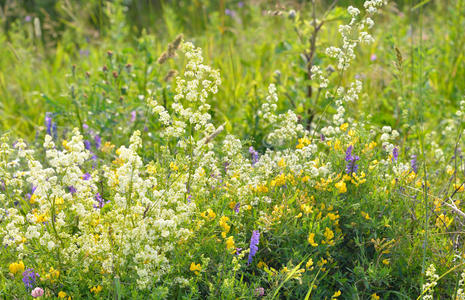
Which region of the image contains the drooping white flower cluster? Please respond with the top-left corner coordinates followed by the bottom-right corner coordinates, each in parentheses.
top-left (148, 40), bottom-right (222, 138)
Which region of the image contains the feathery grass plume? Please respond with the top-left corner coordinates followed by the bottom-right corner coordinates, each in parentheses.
top-left (157, 34), bottom-right (184, 64)
top-left (164, 69), bottom-right (178, 82)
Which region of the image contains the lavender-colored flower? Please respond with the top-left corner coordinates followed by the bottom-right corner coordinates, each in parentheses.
top-left (68, 186), bottom-right (77, 194)
top-left (234, 202), bottom-right (240, 213)
top-left (370, 53), bottom-right (377, 61)
top-left (238, 1), bottom-right (244, 8)
top-left (254, 287), bottom-right (265, 297)
top-left (249, 146), bottom-right (259, 166)
top-left (22, 268), bottom-right (39, 289)
top-left (320, 133), bottom-right (326, 142)
top-left (225, 8), bottom-right (236, 17)
top-left (131, 110), bottom-right (137, 122)
top-left (94, 135), bottom-right (102, 149)
top-left (392, 147), bottom-right (399, 162)
top-left (79, 49), bottom-right (90, 57)
top-left (52, 123), bottom-right (58, 139)
top-left (345, 145), bottom-right (360, 175)
top-left (83, 123), bottom-right (89, 131)
top-left (411, 154), bottom-right (417, 174)
top-left (25, 16), bottom-right (32, 22)
top-left (248, 230), bottom-right (260, 265)
top-left (187, 195), bottom-right (192, 203)
top-left (45, 112), bottom-right (53, 135)
top-left (83, 173), bottom-right (91, 181)
top-left (84, 140), bottom-right (91, 150)
top-left (235, 247), bottom-right (242, 255)
top-left (93, 193), bottom-right (109, 209)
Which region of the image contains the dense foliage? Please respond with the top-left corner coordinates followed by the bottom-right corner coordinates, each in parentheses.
top-left (1, 0), bottom-right (465, 299)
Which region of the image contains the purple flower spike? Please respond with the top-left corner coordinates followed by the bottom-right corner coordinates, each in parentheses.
top-left (83, 173), bottom-right (91, 181)
top-left (249, 146), bottom-right (259, 166)
top-left (248, 230), bottom-right (260, 265)
top-left (68, 186), bottom-right (77, 194)
top-left (344, 145), bottom-right (359, 175)
top-left (45, 113), bottom-right (53, 135)
top-left (234, 202), bottom-right (240, 213)
top-left (84, 140), bottom-right (91, 150)
top-left (131, 111), bottom-right (137, 123)
top-left (93, 193), bottom-right (109, 209)
top-left (94, 135), bottom-right (102, 149)
top-left (392, 147), bottom-right (399, 162)
top-left (22, 268), bottom-right (39, 290)
top-left (411, 154), bottom-right (417, 174)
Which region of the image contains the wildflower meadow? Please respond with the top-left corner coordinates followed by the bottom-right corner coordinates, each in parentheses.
top-left (1, 0), bottom-right (465, 299)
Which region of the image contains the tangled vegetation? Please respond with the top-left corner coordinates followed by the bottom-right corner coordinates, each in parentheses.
top-left (1, 0), bottom-right (465, 299)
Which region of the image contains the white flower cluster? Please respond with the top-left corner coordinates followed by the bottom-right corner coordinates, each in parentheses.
top-left (457, 270), bottom-right (465, 300)
top-left (258, 84), bottom-right (304, 146)
top-left (379, 126), bottom-right (399, 153)
top-left (0, 129), bottom-right (193, 289)
top-left (422, 264), bottom-right (439, 300)
top-left (148, 40), bottom-right (222, 137)
top-left (258, 83), bottom-right (279, 124)
top-left (325, 0), bottom-right (384, 71)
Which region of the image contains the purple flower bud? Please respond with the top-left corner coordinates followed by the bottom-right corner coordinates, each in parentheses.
top-left (45, 112), bottom-right (53, 135)
top-left (234, 202), bottom-right (240, 213)
top-left (392, 147), bottom-right (399, 162)
top-left (131, 111), bottom-right (137, 123)
top-left (411, 154), bottom-right (417, 174)
top-left (254, 287), bottom-right (265, 297)
top-left (94, 135), bottom-right (101, 149)
top-left (249, 146), bottom-right (259, 166)
top-left (248, 230), bottom-right (260, 265)
top-left (93, 193), bottom-right (109, 209)
top-left (84, 140), bottom-right (91, 150)
top-left (68, 186), bottom-right (77, 194)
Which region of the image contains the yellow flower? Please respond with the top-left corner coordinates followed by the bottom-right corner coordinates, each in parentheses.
top-left (170, 162), bottom-right (179, 171)
top-left (8, 261), bottom-right (25, 275)
top-left (306, 258), bottom-right (314, 270)
top-left (90, 285), bottom-right (103, 294)
top-left (308, 233), bottom-right (318, 247)
top-left (30, 194), bottom-right (37, 203)
top-left (327, 213), bottom-right (338, 221)
top-left (332, 290), bottom-right (342, 298)
top-left (361, 211), bottom-right (370, 220)
top-left (371, 293), bottom-right (380, 300)
top-left (201, 209), bottom-right (216, 221)
top-left (382, 259), bottom-right (390, 265)
top-left (335, 180), bottom-right (347, 193)
top-left (45, 266), bottom-right (60, 282)
top-left (340, 123), bottom-right (349, 131)
top-left (190, 262), bottom-right (202, 275)
top-left (278, 158), bottom-right (286, 168)
top-left (257, 261), bottom-right (268, 269)
top-left (58, 291), bottom-right (67, 299)
top-left (101, 141), bottom-right (115, 153)
top-left (454, 183), bottom-right (464, 192)
top-left (225, 236), bottom-right (236, 253)
top-left (324, 227), bottom-right (334, 241)
top-left (62, 140), bottom-right (70, 151)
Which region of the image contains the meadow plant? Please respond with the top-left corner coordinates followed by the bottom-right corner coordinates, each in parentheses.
top-left (1, 0), bottom-right (465, 298)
